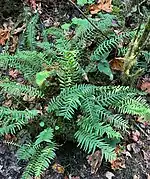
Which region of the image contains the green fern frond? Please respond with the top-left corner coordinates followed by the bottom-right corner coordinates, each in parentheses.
top-left (91, 32), bottom-right (135, 61)
top-left (109, 114), bottom-right (128, 130)
top-left (34, 144), bottom-right (56, 177)
top-left (0, 82), bottom-right (43, 98)
top-left (72, 14), bottom-right (116, 49)
top-left (0, 108), bottom-right (38, 135)
top-left (114, 97), bottom-right (150, 119)
top-left (58, 50), bottom-right (82, 89)
top-left (0, 51), bottom-right (45, 81)
top-left (17, 128), bottom-right (56, 178)
top-left (75, 129), bottom-right (116, 161)
top-left (26, 13), bottom-right (39, 50)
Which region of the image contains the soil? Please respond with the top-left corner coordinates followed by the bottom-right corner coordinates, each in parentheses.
top-left (0, 0), bottom-right (150, 179)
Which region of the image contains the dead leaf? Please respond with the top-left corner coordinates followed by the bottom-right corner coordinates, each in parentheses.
top-left (87, 150), bottom-right (102, 174)
top-left (142, 150), bottom-right (150, 160)
top-left (3, 99), bottom-right (12, 107)
top-left (25, 0), bottom-right (37, 10)
top-left (0, 28), bottom-right (10, 45)
top-left (90, 0), bottom-right (112, 14)
top-left (105, 171), bottom-right (115, 179)
top-left (4, 134), bottom-right (17, 141)
top-left (109, 57), bottom-right (124, 71)
top-left (131, 130), bottom-right (140, 142)
top-left (110, 157), bottom-right (126, 170)
top-left (71, 176), bottom-right (80, 179)
top-left (52, 163), bottom-right (65, 174)
top-left (140, 81), bottom-right (150, 93)
top-left (9, 69), bottom-right (20, 78)
top-left (128, 143), bottom-right (141, 154)
top-left (9, 35), bottom-right (18, 53)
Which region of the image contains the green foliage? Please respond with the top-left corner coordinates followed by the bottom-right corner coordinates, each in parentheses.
top-left (0, 51), bottom-right (45, 81)
top-left (0, 82), bottom-right (43, 98)
top-left (77, 0), bottom-right (95, 6)
top-left (48, 84), bottom-right (150, 161)
top-left (17, 128), bottom-right (56, 178)
top-left (0, 6), bottom-right (150, 179)
top-left (25, 13), bottom-right (39, 50)
top-left (0, 107), bottom-right (38, 135)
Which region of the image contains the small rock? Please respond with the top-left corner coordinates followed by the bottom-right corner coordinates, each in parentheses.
top-left (105, 171), bottom-right (115, 179)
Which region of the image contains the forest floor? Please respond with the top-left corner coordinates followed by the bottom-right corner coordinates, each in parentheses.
top-left (0, 0), bottom-right (150, 179)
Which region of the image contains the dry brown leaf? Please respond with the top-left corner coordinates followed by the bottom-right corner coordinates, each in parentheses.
top-left (90, 0), bottom-right (112, 14)
top-left (140, 81), bottom-right (150, 93)
top-left (87, 150), bottom-right (102, 174)
top-left (109, 57), bottom-right (124, 71)
top-left (110, 157), bottom-right (126, 170)
top-left (9, 35), bottom-right (18, 53)
top-left (0, 28), bottom-right (10, 45)
top-left (52, 163), bottom-right (65, 174)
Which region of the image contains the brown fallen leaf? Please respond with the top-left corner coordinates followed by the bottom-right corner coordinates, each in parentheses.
top-left (9, 35), bottom-right (18, 52)
top-left (110, 157), bottom-right (126, 170)
top-left (0, 28), bottom-right (10, 45)
top-left (90, 0), bottom-right (112, 14)
top-left (109, 57), bottom-right (124, 71)
top-left (140, 81), bottom-right (150, 93)
top-left (52, 163), bottom-right (65, 174)
top-left (87, 150), bottom-right (102, 174)
top-left (13, 24), bottom-right (26, 35)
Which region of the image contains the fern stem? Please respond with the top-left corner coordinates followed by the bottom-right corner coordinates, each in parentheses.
top-left (122, 16), bottom-right (150, 84)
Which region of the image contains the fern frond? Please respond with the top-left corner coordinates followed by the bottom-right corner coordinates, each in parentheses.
top-left (26, 13), bottom-right (39, 50)
top-left (75, 129), bottom-right (116, 161)
top-left (114, 97), bottom-right (150, 119)
top-left (0, 82), bottom-right (43, 98)
top-left (58, 50), bottom-right (82, 89)
top-left (72, 14), bottom-right (116, 49)
top-left (0, 51), bottom-right (45, 81)
top-left (34, 144), bottom-right (56, 177)
top-left (91, 32), bottom-right (135, 61)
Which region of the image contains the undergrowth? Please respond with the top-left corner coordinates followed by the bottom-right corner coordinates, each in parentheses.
top-left (0, 3), bottom-right (150, 178)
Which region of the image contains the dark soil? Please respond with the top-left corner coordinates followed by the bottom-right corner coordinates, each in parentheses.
top-left (0, 132), bottom-right (150, 179)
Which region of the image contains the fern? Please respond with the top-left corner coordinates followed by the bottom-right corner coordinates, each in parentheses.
top-left (0, 82), bottom-right (43, 98)
top-left (91, 31), bottom-right (135, 61)
top-left (26, 13), bottom-right (39, 50)
top-left (48, 84), bottom-right (150, 161)
top-left (0, 107), bottom-right (38, 135)
top-left (57, 50), bottom-right (82, 89)
top-left (0, 51), bottom-right (45, 81)
top-left (17, 128), bottom-right (56, 178)
top-left (72, 14), bottom-right (116, 49)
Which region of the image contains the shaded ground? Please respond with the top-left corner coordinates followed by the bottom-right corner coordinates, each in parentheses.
top-left (0, 124), bottom-right (149, 179)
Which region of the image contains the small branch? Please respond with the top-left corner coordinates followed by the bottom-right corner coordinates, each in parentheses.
top-left (67, 0), bottom-right (108, 39)
top-left (134, 122), bottom-right (149, 138)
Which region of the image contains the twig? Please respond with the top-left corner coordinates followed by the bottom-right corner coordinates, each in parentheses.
top-left (134, 122), bottom-right (149, 138)
top-left (67, 0), bottom-right (108, 39)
